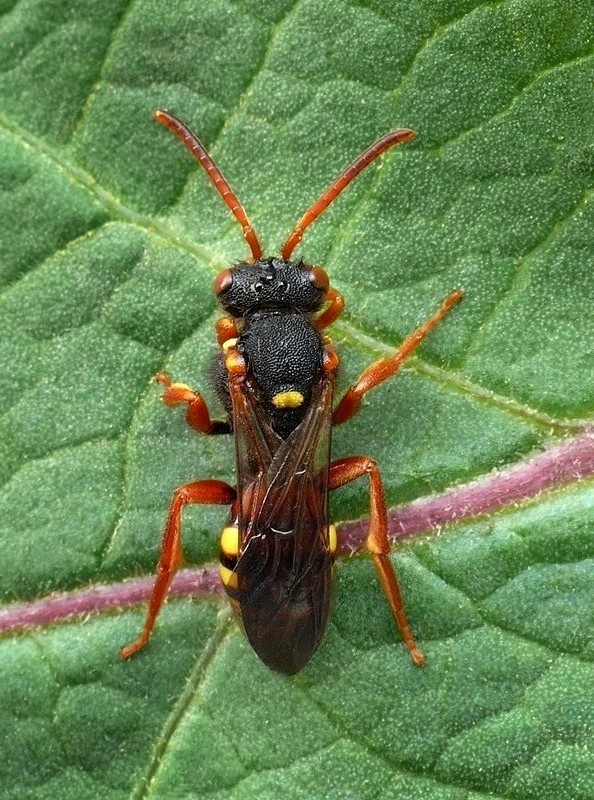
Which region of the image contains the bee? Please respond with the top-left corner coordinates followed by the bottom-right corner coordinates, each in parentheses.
top-left (121, 111), bottom-right (462, 673)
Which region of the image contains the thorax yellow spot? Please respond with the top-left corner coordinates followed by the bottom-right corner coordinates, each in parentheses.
top-left (221, 337), bottom-right (238, 352)
top-left (272, 390), bottom-right (304, 409)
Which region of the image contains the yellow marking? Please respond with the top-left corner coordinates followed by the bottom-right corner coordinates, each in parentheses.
top-left (221, 337), bottom-right (238, 352)
top-left (220, 525), bottom-right (239, 557)
top-left (328, 523), bottom-right (337, 554)
top-left (272, 390), bottom-right (304, 409)
top-left (219, 563), bottom-right (238, 589)
top-left (170, 382), bottom-right (193, 393)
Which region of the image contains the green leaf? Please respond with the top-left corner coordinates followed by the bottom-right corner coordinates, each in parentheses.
top-left (1, 1), bottom-right (593, 799)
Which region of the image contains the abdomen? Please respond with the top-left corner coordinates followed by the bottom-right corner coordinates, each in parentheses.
top-left (219, 513), bottom-right (335, 674)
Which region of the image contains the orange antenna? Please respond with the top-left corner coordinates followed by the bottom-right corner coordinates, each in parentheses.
top-left (282, 129), bottom-right (415, 260)
top-left (155, 110), bottom-right (262, 261)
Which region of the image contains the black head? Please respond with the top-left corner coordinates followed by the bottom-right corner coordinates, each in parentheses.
top-left (214, 258), bottom-right (329, 317)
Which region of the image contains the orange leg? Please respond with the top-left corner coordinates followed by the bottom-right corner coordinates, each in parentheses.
top-left (156, 372), bottom-right (231, 435)
top-left (329, 456), bottom-right (425, 666)
top-left (333, 289), bottom-right (463, 425)
top-left (120, 479), bottom-right (237, 659)
top-left (216, 316), bottom-right (239, 345)
top-left (314, 286), bottom-right (345, 330)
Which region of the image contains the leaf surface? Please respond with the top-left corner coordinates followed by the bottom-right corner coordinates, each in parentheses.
top-left (1, 1), bottom-right (593, 798)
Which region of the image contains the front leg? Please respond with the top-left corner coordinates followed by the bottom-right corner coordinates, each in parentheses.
top-left (120, 479), bottom-right (237, 659)
top-left (333, 289), bottom-right (463, 425)
top-left (157, 372), bottom-right (231, 435)
top-left (314, 286), bottom-right (345, 330)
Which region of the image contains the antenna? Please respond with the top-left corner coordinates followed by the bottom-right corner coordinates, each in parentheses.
top-left (155, 110), bottom-right (263, 261)
top-left (281, 129), bottom-right (415, 260)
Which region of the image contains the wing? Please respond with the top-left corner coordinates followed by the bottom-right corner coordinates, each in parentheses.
top-left (227, 368), bottom-right (335, 673)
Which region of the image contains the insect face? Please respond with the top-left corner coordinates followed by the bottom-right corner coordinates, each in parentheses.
top-left (214, 258), bottom-right (329, 317)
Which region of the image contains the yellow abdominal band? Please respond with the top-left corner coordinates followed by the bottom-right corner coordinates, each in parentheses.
top-left (219, 525), bottom-right (239, 589)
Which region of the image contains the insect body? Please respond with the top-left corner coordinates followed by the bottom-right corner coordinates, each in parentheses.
top-left (121, 111), bottom-right (462, 674)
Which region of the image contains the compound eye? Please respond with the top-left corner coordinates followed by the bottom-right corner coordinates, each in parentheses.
top-left (214, 268), bottom-right (233, 296)
top-left (309, 266), bottom-right (329, 293)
